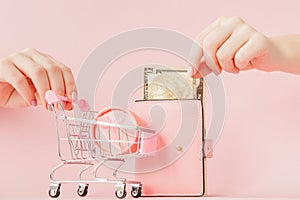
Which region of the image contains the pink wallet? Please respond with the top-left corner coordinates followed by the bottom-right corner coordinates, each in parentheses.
top-left (128, 99), bottom-right (211, 197)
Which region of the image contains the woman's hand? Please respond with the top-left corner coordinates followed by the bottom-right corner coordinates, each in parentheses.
top-left (0, 48), bottom-right (76, 109)
top-left (188, 16), bottom-right (288, 77)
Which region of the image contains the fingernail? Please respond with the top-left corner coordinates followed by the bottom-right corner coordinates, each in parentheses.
top-left (187, 66), bottom-right (194, 77)
top-left (71, 91), bottom-right (77, 101)
top-left (31, 100), bottom-right (37, 107)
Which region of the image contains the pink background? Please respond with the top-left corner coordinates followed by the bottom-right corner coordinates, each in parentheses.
top-left (1, 0), bottom-right (300, 199)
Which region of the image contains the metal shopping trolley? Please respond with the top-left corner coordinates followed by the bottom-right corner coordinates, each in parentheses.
top-left (45, 90), bottom-right (156, 199)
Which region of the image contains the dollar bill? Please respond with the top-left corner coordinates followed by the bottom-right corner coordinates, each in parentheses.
top-left (143, 66), bottom-right (203, 100)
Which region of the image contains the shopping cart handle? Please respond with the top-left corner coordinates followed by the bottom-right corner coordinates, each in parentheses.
top-left (45, 90), bottom-right (90, 111)
top-left (45, 90), bottom-right (72, 104)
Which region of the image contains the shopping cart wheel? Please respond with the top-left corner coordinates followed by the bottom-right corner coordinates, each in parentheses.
top-left (131, 185), bottom-right (142, 198)
top-left (115, 183), bottom-right (127, 199)
top-left (77, 183), bottom-right (89, 197)
top-left (49, 183), bottom-right (61, 198)
top-left (115, 189), bottom-right (127, 199)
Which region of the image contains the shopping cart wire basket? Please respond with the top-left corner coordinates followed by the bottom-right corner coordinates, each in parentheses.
top-left (45, 90), bottom-right (156, 199)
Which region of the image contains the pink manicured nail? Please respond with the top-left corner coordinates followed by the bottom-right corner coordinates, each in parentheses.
top-left (31, 100), bottom-right (37, 107)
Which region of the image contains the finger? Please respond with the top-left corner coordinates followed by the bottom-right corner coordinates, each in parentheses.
top-left (202, 26), bottom-right (230, 75)
top-left (22, 49), bottom-right (66, 98)
top-left (23, 49), bottom-right (69, 110)
top-left (202, 17), bottom-right (245, 74)
top-left (57, 61), bottom-right (77, 101)
top-left (197, 16), bottom-right (227, 44)
top-left (37, 51), bottom-right (77, 101)
top-left (202, 29), bottom-right (232, 74)
top-left (187, 58), bottom-right (212, 78)
top-left (34, 90), bottom-right (42, 105)
top-left (24, 49), bottom-right (76, 110)
top-left (0, 59), bottom-right (36, 106)
top-left (216, 25), bottom-right (254, 73)
top-left (234, 33), bottom-right (268, 70)
top-left (189, 16), bottom-right (226, 69)
top-left (188, 42), bottom-right (203, 70)
top-left (26, 78), bottom-right (42, 106)
top-left (9, 52), bottom-right (50, 108)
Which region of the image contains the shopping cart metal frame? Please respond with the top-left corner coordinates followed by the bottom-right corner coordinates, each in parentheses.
top-left (46, 91), bottom-right (155, 199)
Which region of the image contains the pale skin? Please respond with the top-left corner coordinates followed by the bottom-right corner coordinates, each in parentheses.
top-left (188, 16), bottom-right (300, 78)
top-left (0, 48), bottom-right (76, 110)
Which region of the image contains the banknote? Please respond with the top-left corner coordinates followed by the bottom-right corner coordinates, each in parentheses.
top-left (143, 66), bottom-right (203, 100)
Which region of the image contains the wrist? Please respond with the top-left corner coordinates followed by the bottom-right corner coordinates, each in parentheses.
top-left (269, 35), bottom-right (300, 75)
top-left (268, 37), bottom-right (289, 72)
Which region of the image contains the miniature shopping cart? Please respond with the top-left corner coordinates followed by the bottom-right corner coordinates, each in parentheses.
top-left (45, 90), bottom-right (156, 199)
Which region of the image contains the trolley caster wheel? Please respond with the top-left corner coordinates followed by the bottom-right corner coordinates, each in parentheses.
top-left (115, 183), bottom-right (127, 199)
top-left (131, 186), bottom-right (142, 198)
top-left (115, 189), bottom-right (127, 199)
top-left (49, 183), bottom-right (61, 198)
top-left (77, 183), bottom-right (89, 197)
